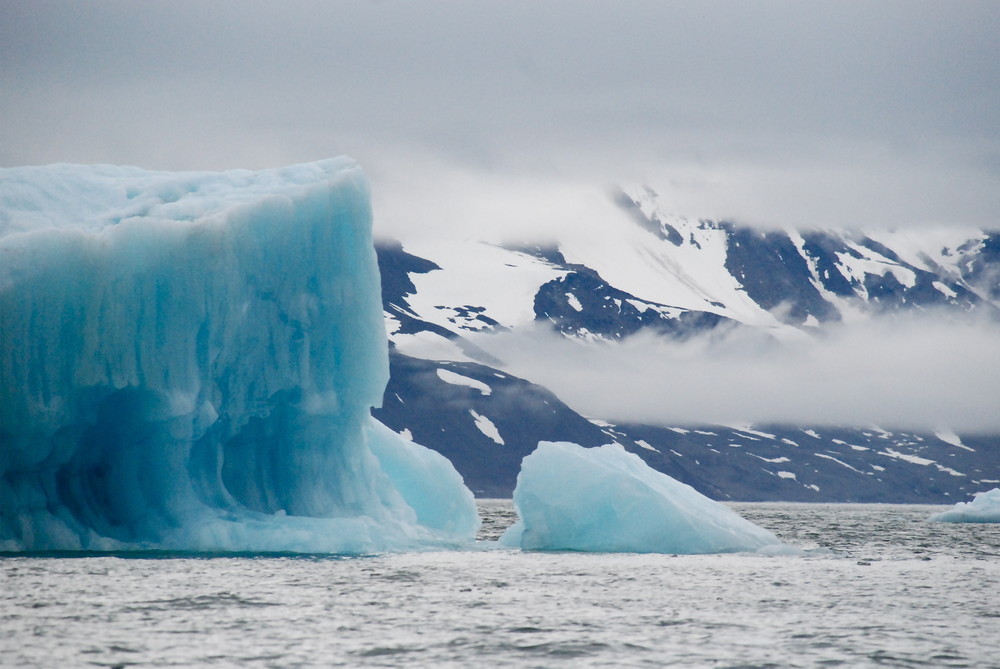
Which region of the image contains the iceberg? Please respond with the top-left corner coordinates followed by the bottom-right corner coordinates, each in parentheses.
top-left (0, 159), bottom-right (479, 553)
top-left (929, 488), bottom-right (1000, 523)
top-left (500, 442), bottom-right (781, 553)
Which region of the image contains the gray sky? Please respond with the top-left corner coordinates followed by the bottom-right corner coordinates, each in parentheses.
top-left (3, 0), bottom-right (999, 233)
top-left (3, 1), bottom-right (999, 432)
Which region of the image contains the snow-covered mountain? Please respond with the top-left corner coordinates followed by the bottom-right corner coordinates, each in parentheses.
top-left (372, 187), bottom-right (1000, 502)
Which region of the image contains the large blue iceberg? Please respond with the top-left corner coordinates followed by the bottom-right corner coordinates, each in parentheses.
top-left (0, 159), bottom-right (478, 553)
top-left (500, 442), bottom-right (781, 553)
top-left (929, 488), bottom-right (1000, 523)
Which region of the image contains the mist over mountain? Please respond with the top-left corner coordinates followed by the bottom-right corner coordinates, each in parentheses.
top-left (372, 187), bottom-right (1000, 501)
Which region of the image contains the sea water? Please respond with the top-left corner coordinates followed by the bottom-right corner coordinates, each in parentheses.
top-left (2, 502), bottom-right (999, 668)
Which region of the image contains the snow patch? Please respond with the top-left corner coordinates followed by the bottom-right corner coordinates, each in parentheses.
top-left (878, 449), bottom-right (935, 466)
top-left (729, 426), bottom-right (777, 440)
top-left (933, 281), bottom-right (958, 298)
top-left (470, 410), bottom-right (504, 445)
top-left (815, 453), bottom-right (865, 474)
top-left (404, 241), bottom-right (566, 331)
top-left (437, 368), bottom-right (492, 395)
top-left (934, 429), bottom-right (975, 452)
top-left (749, 455), bottom-right (790, 464)
top-left (635, 439), bottom-right (660, 452)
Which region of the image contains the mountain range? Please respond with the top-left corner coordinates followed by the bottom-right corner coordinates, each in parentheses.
top-left (371, 186), bottom-right (1000, 502)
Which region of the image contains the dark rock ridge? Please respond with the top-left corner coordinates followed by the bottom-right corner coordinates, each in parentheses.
top-left (519, 245), bottom-right (730, 340)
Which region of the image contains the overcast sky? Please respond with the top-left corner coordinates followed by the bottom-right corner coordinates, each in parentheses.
top-left (3, 1), bottom-right (999, 431)
top-left (3, 0), bottom-right (999, 234)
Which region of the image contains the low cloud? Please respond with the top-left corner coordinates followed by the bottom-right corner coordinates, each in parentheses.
top-left (470, 313), bottom-right (1000, 434)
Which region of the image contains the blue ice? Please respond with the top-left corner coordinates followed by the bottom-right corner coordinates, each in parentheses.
top-left (500, 442), bottom-right (781, 553)
top-left (929, 488), bottom-right (1000, 523)
top-left (0, 159), bottom-right (478, 553)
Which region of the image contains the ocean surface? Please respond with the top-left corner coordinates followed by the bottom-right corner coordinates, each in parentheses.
top-left (2, 501), bottom-right (999, 668)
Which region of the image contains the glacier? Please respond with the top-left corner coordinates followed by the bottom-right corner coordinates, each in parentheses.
top-left (0, 159), bottom-right (479, 553)
top-left (500, 442), bottom-right (781, 553)
top-left (929, 488), bottom-right (1000, 523)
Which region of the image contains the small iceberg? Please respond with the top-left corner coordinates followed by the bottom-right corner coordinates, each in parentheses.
top-left (929, 488), bottom-right (1000, 523)
top-left (500, 442), bottom-right (781, 554)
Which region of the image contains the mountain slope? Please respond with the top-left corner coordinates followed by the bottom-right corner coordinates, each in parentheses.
top-left (372, 192), bottom-right (1000, 502)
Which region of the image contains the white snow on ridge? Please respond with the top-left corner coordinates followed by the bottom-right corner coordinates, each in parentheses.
top-left (835, 245), bottom-right (917, 293)
top-left (557, 186), bottom-right (786, 329)
top-left (865, 228), bottom-right (986, 277)
top-left (437, 369), bottom-right (492, 395)
top-left (786, 229), bottom-right (869, 324)
top-left (404, 240), bottom-right (565, 331)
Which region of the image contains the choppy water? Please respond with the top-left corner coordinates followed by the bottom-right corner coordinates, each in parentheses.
top-left (3, 502), bottom-right (999, 668)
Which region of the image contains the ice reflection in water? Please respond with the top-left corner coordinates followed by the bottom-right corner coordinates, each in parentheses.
top-left (2, 502), bottom-right (999, 668)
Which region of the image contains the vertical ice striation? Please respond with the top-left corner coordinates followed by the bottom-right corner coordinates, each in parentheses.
top-left (0, 159), bottom-right (479, 552)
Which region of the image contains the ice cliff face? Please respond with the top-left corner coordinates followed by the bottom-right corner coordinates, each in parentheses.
top-left (0, 159), bottom-right (478, 552)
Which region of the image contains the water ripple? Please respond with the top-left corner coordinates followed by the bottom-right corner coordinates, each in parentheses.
top-left (2, 502), bottom-right (999, 668)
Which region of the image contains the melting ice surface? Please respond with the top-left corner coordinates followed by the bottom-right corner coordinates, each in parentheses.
top-left (0, 159), bottom-right (478, 553)
top-left (930, 488), bottom-right (1000, 523)
top-left (501, 442), bottom-right (781, 553)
